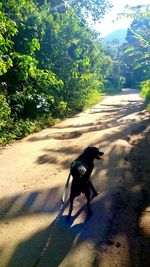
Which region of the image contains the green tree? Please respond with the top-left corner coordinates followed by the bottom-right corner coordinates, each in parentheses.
top-left (122, 16), bottom-right (150, 87)
top-left (0, 0), bottom-right (111, 144)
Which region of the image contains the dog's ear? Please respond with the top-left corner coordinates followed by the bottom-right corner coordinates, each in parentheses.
top-left (84, 147), bottom-right (91, 153)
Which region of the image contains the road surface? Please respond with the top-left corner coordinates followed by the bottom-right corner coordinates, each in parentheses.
top-left (0, 89), bottom-right (150, 267)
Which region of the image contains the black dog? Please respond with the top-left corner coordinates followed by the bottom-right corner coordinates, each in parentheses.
top-left (67, 147), bottom-right (104, 220)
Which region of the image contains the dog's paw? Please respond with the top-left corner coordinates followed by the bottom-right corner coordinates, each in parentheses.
top-left (92, 191), bottom-right (99, 199)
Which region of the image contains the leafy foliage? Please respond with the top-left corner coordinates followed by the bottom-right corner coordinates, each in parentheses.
top-left (121, 13), bottom-right (150, 88)
top-left (0, 94), bottom-right (11, 128)
top-left (103, 40), bottom-right (126, 90)
top-left (118, 4), bottom-right (150, 20)
top-left (67, 0), bottom-right (112, 21)
top-left (107, 4), bottom-right (150, 89)
top-left (0, 0), bottom-right (111, 144)
top-left (140, 80), bottom-right (150, 101)
top-left (140, 79), bottom-right (150, 112)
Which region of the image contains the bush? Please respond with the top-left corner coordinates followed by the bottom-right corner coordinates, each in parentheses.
top-left (11, 119), bottom-right (36, 139)
top-left (0, 117), bottom-right (36, 144)
top-left (140, 80), bottom-right (150, 113)
top-left (50, 100), bottom-right (68, 118)
top-left (34, 115), bottom-right (54, 130)
top-left (0, 113), bottom-right (56, 145)
top-left (0, 95), bottom-right (11, 128)
top-left (147, 104), bottom-right (150, 112)
top-left (140, 80), bottom-right (150, 100)
top-left (84, 89), bottom-right (101, 108)
top-left (102, 87), bottom-right (122, 94)
top-left (0, 95), bottom-right (11, 144)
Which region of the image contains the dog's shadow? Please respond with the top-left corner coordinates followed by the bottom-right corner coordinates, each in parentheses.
top-left (7, 195), bottom-right (108, 267)
top-left (6, 208), bottom-right (86, 267)
top-left (37, 215), bottom-right (85, 267)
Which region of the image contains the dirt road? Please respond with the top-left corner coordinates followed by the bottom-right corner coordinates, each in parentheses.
top-left (0, 89), bottom-right (150, 267)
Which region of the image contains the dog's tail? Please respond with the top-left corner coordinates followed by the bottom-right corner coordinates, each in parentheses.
top-left (61, 172), bottom-right (71, 203)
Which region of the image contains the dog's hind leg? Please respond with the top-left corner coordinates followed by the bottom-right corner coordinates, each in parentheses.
top-left (85, 188), bottom-right (93, 217)
top-left (66, 195), bottom-right (75, 222)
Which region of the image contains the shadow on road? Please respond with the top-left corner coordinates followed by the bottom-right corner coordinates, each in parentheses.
top-left (27, 100), bottom-right (144, 143)
top-left (5, 191), bottom-right (112, 267)
top-left (0, 187), bottom-right (62, 222)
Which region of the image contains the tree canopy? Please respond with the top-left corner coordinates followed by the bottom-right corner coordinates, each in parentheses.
top-left (122, 15), bottom-right (150, 88)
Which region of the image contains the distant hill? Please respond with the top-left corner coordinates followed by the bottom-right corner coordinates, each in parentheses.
top-left (103, 29), bottom-right (127, 44)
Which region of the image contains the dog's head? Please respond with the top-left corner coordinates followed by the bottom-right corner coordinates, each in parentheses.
top-left (83, 147), bottom-right (104, 160)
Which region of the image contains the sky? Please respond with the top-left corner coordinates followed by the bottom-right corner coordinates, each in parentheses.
top-left (95, 0), bottom-right (150, 37)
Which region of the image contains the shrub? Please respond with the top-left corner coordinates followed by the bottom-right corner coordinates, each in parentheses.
top-left (140, 80), bottom-right (150, 100)
top-left (0, 95), bottom-right (11, 144)
top-left (84, 89), bottom-right (101, 108)
top-left (0, 95), bottom-right (11, 128)
top-left (147, 104), bottom-right (150, 113)
top-left (140, 80), bottom-right (150, 113)
top-left (11, 119), bottom-right (36, 139)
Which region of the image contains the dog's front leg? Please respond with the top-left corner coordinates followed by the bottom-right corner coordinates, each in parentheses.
top-left (68, 199), bottom-right (74, 217)
top-left (89, 181), bottom-right (99, 198)
top-left (66, 196), bottom-right (75, 222)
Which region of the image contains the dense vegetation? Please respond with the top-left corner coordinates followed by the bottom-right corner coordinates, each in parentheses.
top-left (0, 0), bottom-right (111, 144)
top-left (141, 80), bottom-right (150, 112)
top-left (121, 6), bottom-right (150, 109)
top-left (123, 7), bottom-right (150, 109)
top-left (123, 16), bottom-right (150, 88)
top-left (104, 5), bottom-right (150, 105)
